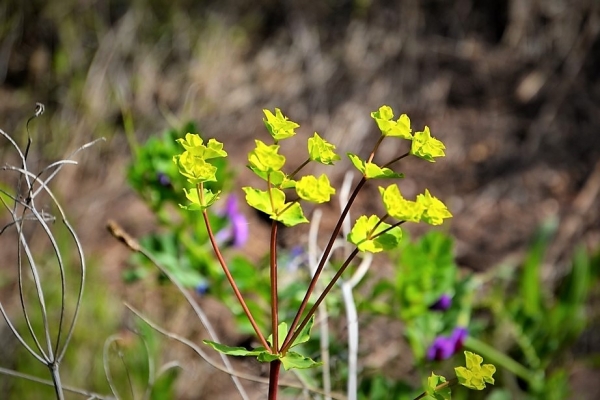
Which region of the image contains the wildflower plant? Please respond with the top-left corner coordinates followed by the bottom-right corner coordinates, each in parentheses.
top-left (170, 105), bottom-right (494, 399)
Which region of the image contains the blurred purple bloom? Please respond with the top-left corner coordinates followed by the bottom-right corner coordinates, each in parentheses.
top-left (215, 195), bottom-right (249, 248)
top-left (157, 172), bottom-right (172, 187)
top-left (426, 326), bottom-right (468, 361)
top-left (284, 245), bottom-right (306, 272)
top-left (195, 281), bottom-right (210, 296)
top-left (430, 294), bottom-right (452, 311)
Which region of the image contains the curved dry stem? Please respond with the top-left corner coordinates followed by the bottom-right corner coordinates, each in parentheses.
top-left (103, 335), bottom-right (129, 400)
top-left (0, 126), bottom-right (100, 399)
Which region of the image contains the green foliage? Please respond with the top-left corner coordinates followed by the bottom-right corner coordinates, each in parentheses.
top-left (204, 317), bottom-right (322, 371)
top-left (126, 124), bottom-right (234, 290)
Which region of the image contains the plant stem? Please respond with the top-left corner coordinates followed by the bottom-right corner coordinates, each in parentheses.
top-left (288, 158), bottom-right (310, 179)
top-left (270, 221), bottom-right (279, 352)
top-left (202, 210), bottom-right (270, 350)
top-left (268, 360), bottom-right (282, 400)
top-left (49, 363), bottom-right (65, 400)
top-left (281, 178), bottom-right (366, 351)
top-left (282, 248), bottom-right (360, 353)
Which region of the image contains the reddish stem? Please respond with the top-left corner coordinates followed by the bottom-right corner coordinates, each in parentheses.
top-left (270, 220), bottom-right (279, 352)
top-left (268, 359), bottom-right (282, 400)
top-left (281, 177), bottom-right (367, 351)
top-left (281, 248), bottom-right (360, 353)
top-left (202, 209), bottom-right (270, 351)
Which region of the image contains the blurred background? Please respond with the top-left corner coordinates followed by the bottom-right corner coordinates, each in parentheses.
top-left (1, 0), bottom-right (599, 399)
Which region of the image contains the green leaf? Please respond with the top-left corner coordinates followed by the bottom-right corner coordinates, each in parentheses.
top-left (291, 315), bottom-right (315, 348)
top-left (347, 215), bottom-right (402, 253)
top-left (455, 351), bottom-right (496, 391)
top-left (267, 322), bottom-right (289, 349)
top-left (426, 373), bottom-right (451, 400)
top-left (296, 174), bottom-right (336, 203)
top-left (308, 132), bottom-right (341, 165)
top-left (416, 189), bottom-right (452, 226)
top-left (370, 105), bottom-right (412, 139)
top-left (203, 340), bottom-right (264, 357)
top-left (280, 351), bottom-right (322, 370)
top-left (263, 108), bottom-right (299, 141)
top-left (248, 140), bottom-right (286, 173)
top-left (410, 126), bottom-right (445, 162)
top-left (347, 153), bottom-right (403, 179)
top-left (379, 184), bottom-right (424, 222)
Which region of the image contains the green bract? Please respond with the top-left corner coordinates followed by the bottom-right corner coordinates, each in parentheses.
top-left (248, 140), bottom-right (286, 173)
top-left (308, 132), bottom-right (341, 165)
top-left (180, 187), bottom-right (220, 211)
top-left (379, 184), bottom-right (425, 223)
top-left (176, 133), bottom-right (227, 159)
top-left (296, 174), bottom-right (335, 203)
top-left (416, 189), bottom-right (452, 226)
top-left (173, 151), bottom-right (218, 184)
top-left (410, 126), bottom-right (446, 162)
top-left (243, 187), bottom-right (308, 227)
top-left (347, 153), bottom-right (403, 179)
top-left (263, 108), bottom-right (300, 141)
top-left (370, 105), bottom-right (412, 140)
top-left (426, 373), bottom-right (451, 400)
top-left (455, 351), bottom-right (496, 391)
top-left (348, 215), bottom-right (402, 253)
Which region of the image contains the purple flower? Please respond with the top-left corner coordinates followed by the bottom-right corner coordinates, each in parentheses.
top-left (430, 294), bottom-right (452, 311)
top-left (157, 172), bottom-right (172, 187)
top-left (195, 281), bottom-right (210, 295)
top-left (215, 195), bottom-right (249, 248)
top-left (426, 326), bottom-right (468, 361)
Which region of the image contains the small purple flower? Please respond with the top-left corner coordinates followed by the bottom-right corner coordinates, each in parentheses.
top-left (157, 172), bottom-right (172, 187)
top-left (430, 294), bottom-right (452, 311)
top-left (195, 281), bottom-right (210, 295)
top-left (215, 195), bottom-right (249, 248)
top-left (426, 326), bottom-right (468, 361)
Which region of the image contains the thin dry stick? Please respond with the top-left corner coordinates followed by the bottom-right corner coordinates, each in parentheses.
top-left (0, 367), bottom-right (113, 399)
top-left (106, 220), bottom-right (250, 400)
